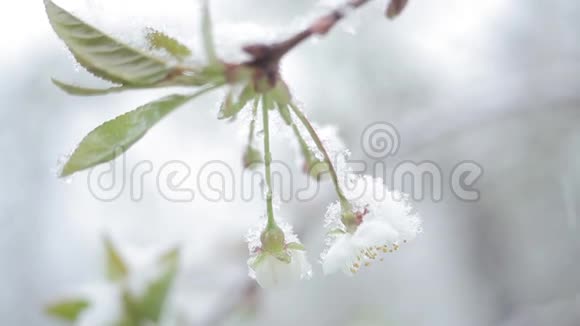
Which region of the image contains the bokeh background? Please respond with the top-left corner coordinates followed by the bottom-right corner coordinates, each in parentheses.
top-left (1, 0), bottom-right (579, 325)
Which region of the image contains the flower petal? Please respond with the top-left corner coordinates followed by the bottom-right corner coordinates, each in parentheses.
top-left (253, 251), bottom-right (310, 288)
top-left (322, 234), bottom-right (358, 275)
top-left (352, 220), bottom-right (399, 249)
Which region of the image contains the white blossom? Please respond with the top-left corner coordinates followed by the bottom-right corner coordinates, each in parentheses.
top-left (321, 175), bottom-right (422, 275)
top-left (252, 249), bottom-right (311, 288)
top-left (246, 218), bottom-right (312, 288)
top-left (76, 283), bottom-right (121, 326)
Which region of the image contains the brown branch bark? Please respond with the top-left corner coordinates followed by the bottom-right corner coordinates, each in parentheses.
top-left (269, 0), bottom-right (371, 60)
top-left (240, 0), bottom-right (374, 86)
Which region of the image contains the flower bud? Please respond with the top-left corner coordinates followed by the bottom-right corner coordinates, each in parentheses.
top-left (341, 209), bottom-right (358, 233)
top-left (243, 146), bottom-right (263, 169)
top-left (385, 0), bottom-right (409, 19)
top-left (303, 156), bottom-right (329, 181)
top-left (260, 225), bottom-right (286, 254)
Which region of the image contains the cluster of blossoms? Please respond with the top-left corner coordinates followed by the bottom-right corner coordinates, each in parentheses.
top-left (246, 172), bottom-right (422, 287)
top-left (43, 0), bottom-right (419, 323)
top-left (45, 2), bottom-right (420, 321)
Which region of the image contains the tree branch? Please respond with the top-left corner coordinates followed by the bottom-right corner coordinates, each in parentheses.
top-left (240, 0), bottom-right (374, 85)
top-left (272, 0), bottom-right (371, 59)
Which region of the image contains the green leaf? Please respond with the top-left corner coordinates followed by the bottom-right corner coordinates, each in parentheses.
top-left (250, 252), bottom-right (267, 269)
top-left (60, 93), bottom-right (196, 177)
top-left (45, 0), bottom-right (175, 85)
top-left (271, 80), bottom-right (292, 109)
top-left (304, 156), bottom-right (330, 181)
top-left (217, 92), bottom-right (235, 120)
top-left (262, 92), bottom-right (275, 112)
top-left (115, 313), bottom-right (139, 326)
top-left (137, 271), bottom-right (176, 322)
top-left (104, 236), bottom-right (129, 282)
top-left (116, 291), bottom-right (140, 326)
top-left (272, 251), bottom-right (291, 264)
top-left (218, 84), bottom-right (255, 120)
top-left (328, 228), bottom-right (346, 236)
top-left (158, 247), bottom-right (180, 267)
top-left (52, 78), bottom-right (129, 96)
top-left (46, 299), bottom-right (90, 322)
top-left (286, 242), bottom-right (305, 251)
top-left (201, 0), bottom-right (218, 64)
top-left (136, 251), bottom-right (180, 322)
top-left (145, 28), bottom-right (192, 60)
top-left (114, 250), bottom-right (180, 325)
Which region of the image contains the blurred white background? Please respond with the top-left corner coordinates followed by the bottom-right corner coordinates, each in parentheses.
top-left (1, 0), bottom-right (580, 325)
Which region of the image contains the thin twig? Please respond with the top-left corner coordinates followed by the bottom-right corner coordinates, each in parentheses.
top-left (241, 0), bottom-right (374, 85)
top-left (270, 0), bottom-right (372, 60)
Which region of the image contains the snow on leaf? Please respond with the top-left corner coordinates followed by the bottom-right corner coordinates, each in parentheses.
top-left (45, 0), bottom-right (175, 85)
top-left (60, 92), bottom-right (202, 177)
top-left (51, 78), bottom-right (129, 96)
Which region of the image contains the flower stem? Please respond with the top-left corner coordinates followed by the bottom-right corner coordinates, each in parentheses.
top-left (288, 102), bottom-right (350, 210)
top-left (261, 94), bottom-right (276, 229)
top-left (291, 122), bottom-right (311, 160)
top-left (248, 98), bottom-right (259, 144)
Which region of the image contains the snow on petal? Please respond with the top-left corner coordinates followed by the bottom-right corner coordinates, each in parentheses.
top-left (351, 220), bottom-right (399, 249)
top-left (290, 250), bottom-right (312, 280)
top-left (321, 175), bottom-right (422, 275)
top-left (321, 233), bottom-right (358, 275)
top-left (253, 250), bottom-right (311, 288)
top-left (246, 216), bottom-right (312, 287)
top-left (253, 255), bottom-right (288, 288)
